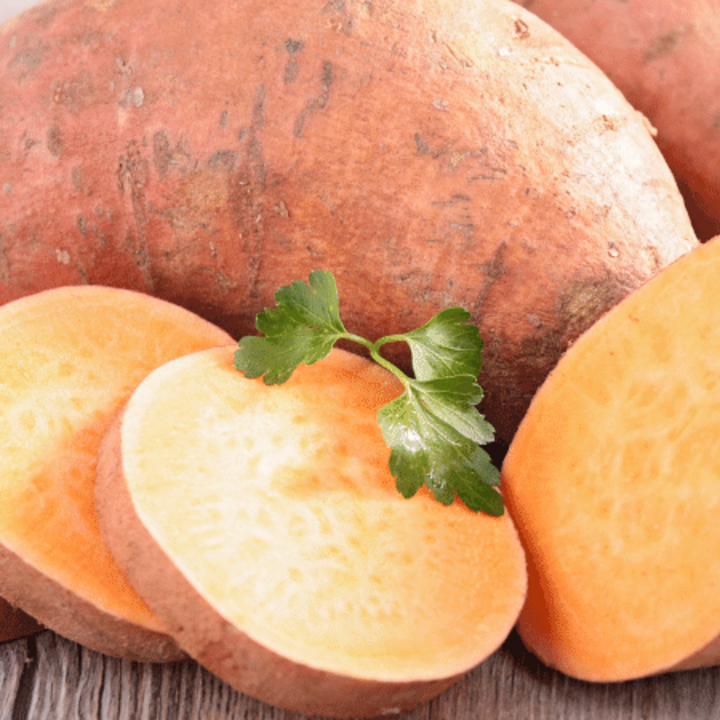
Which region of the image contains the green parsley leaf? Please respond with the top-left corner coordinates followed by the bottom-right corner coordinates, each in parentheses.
top-left (271, 269), bottom-right (346, 335)
top-left (402, 307), bottom-right (484, 381)
top-left (378, 381), bottom-right (502, 516)
top-left (235, 269), bottom-right (503, 516)
top-left (235, 270), bottom-right (347, 384)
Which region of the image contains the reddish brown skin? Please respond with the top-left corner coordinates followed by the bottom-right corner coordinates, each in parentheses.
top-left (95, 408), bottom-right (462, 718)
top-left (0, 0), bottom-right (698, 442)
top-left (0, 598), bottom-right (42, 644)
top-left (516, 0), bottom-right (720, 240)
top-left (0, 542), bottom-right (185, 662)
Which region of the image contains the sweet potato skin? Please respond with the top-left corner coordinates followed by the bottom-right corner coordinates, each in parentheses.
top-left (515, 0), bottom-right (720, 240)
top-left (0, 543), bottom-right (182, 661)
top-left (0, 0), bottom-right (698, 442)
top-left (0, 597), bottom-right (41, 644)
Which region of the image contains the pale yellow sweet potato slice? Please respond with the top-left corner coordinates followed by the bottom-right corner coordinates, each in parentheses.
top-left (501, 236), bottom-right (720, 682)
top-left (0, 598), bottom-right (41, 643)
top-left (96, 346), bottom-right (527, 717)
top-left (0, 286), bottom-right (233, 661)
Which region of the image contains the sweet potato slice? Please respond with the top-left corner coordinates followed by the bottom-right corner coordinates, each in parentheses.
top-left (96, 346), bottom-right (527, 717)
top-left (501, 236), bottom-right (720, 682)
top-left (0, 598), bottom-right (41, 643)
top-left (0, 286), bottom-right (233, 661)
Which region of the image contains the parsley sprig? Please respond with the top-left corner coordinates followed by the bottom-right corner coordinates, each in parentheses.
top-left (234, 270), bottom-right (503, 516)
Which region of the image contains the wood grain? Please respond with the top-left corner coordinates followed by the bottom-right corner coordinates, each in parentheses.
top-left (3, 630), bottom-right (720, 719)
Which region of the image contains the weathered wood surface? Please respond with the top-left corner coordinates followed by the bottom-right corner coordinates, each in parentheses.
top-left (3, 629), bottom-right (720, 720)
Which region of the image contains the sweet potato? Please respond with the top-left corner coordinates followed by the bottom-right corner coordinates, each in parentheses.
top-left (0, 598), bottom-right (41, 643)
top-left (0, 0), bottom-right (699, 443)
top-left (95, 346), bottom-right (528, 717)
top-left (501, 236), bottom-right (720, 682)
top-left (514, 0), bottom-right (720, 240)
top-left (0, 285), bottom-right (232, 661)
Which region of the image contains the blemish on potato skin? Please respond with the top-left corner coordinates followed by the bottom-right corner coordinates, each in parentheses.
top-left (293, 61), bottom-right (334, 137)
top-left (21, 135), bottom-right (41, 157)
top-left (47, 126), bottom-right (63, 157)
top-left (466, 241), bottom-right (508, 316)
top-left (116, 141), bottom-right (154, 291)
top-left (208, 150), bottom-right (238, 173)
top-left (120, 86), bottom-right (144, 108)
top-left (252, 85), bottom-right (266, 129)
top-left (284, 38), bottom-right (305, 84)
top-left (414, 134), bottom-right (431, 155)
top-left (8, 41), bottom-right (47, 81)
top-left (115, 57), bottom-right (133, 77)
top-left (152, 131), bottom-right (171, 179)
top-left (644, 27), bottom-right (690, 62)
top-left (513, 18), bottom-right (531, 39)
top-left (52, 72), bottom-right (96, 113)
top-left (559, 275), bottom-right (630, 331)
top-left (286, 38), bottom-right (305, 54)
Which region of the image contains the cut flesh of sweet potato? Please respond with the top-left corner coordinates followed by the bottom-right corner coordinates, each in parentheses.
top-left (501, 236), bottom-right (720, 682)
top-left (0, 598), bottom-right (41, 643)
top-left (0, 286), bottom-right (233, 661)
top-left (96, 346), bottom-right (527, 717)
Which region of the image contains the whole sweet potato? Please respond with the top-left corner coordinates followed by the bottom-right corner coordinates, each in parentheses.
top-left (0, 0), bottom-right (698, 441)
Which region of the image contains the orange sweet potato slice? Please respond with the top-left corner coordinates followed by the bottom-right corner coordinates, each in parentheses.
top-left (501, 236), bottom-right (720, 682)
top-left (96, 346), bottom-right (527, 717)
top-left (0, 286), bottom-right (233, 661)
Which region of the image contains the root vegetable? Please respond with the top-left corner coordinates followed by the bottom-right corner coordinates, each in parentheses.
top-left (95, 346), bottom-right (527, 717)
top-left (0, 285), bottom-right (233, 661)
top-left (514, 0), bottom-right (720, 240)
top-left (0, 0), bottom-right (699, 443)
top-left (501, 236), bottom-right (720, 682)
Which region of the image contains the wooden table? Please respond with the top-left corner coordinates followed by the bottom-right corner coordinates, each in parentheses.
top-left (3, 629), bottom-right (720, 720)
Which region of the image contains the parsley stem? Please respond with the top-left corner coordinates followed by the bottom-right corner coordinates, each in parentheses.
top-left (370, 344), bottom-right (412, 386)
top-left (341, 333), bottom-right (412, 387)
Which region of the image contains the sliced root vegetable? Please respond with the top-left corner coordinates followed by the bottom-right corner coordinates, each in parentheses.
top-left (96, 347), bottom-right (527, 717)
top-left (0, 286), bottom-right (233, 661)
top-left (0, 598), bottom-right (41, 643)
top-left (501, 236), bottom-right (720, 682)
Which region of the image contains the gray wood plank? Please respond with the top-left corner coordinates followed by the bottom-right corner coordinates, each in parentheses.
top-left (0, 637), bottom-right (32, 720)
top-left (3, 630), bottom-right (720, 719)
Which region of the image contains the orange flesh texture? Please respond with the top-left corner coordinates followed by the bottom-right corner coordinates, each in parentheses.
top-left (119, 346), bottom-right (527, 682)
top-left (501, 236), bottom-right (720, 682)
top-left (0, 286), bottom-right (233, 631)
